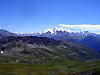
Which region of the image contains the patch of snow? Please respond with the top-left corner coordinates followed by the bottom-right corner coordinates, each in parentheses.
top-left (43, 28), bottom-right (54, 34)
top-left (1, 51), bottom-right (3, 54)
top-left (82, 31), bottom-right (85, 34)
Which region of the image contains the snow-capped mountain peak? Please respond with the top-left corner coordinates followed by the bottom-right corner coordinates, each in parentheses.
top-left (42, 27), bottom-right (70, 34)
top-left (77, 31), bottom-right (92, 36)
top-left (43, 28), bottom-right (54, 34)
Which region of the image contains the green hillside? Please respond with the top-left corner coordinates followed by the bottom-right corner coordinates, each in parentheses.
top-left (0, 57), bottom-right (100, 75)
top-left (0, 36), bottom-right (100, 75)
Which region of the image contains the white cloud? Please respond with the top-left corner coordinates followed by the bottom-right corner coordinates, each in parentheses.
top-left (59, 24), bottom-right (100, 31)
top-left (8, 26), bottom-right (12, 27)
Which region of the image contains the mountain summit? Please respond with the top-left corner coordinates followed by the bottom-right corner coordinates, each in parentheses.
top-left (42, 27), bottom-right (70, 34)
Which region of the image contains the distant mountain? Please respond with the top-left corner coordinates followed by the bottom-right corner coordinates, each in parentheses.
top-left (15, 27), bottom-right (70, 36)
top-left (15, 27), bottom-right (100, 38)
top-left (42, 27), bottom-right (70, 34)
top-left (15, 32), bottom-right (39, 36)
top-left (0, 29), bottom-right (17, 38)
top-left (80, 36), bottom-right (100, 51)
top-left (38, 28), bottom-right (100, 51)
top-left (1, 28), bottom-right (100, 51)
top-left (0, 36), bottom-right (100, 63)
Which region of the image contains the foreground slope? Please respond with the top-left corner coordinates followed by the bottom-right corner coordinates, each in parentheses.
top-left (0, 58), bottom-right (100, 75)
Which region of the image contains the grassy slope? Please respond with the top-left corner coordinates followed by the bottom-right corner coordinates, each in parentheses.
top-left (0, 57), bottom-right (100, 75)
top-left (0, 63), bottom-right (59, 75)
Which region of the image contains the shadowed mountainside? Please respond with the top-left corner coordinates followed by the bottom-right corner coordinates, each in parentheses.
top-left (0, 36), bottom-right (100, 63)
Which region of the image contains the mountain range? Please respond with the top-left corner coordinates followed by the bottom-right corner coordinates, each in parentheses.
top-left (38, 27), bottom-right (100, 51)
top-left (0, 28), bottom-right (100, 74)
top-left (0, 28), bottom-right (100, 51)
top-left (15, 27), bottom-right (100, 37)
